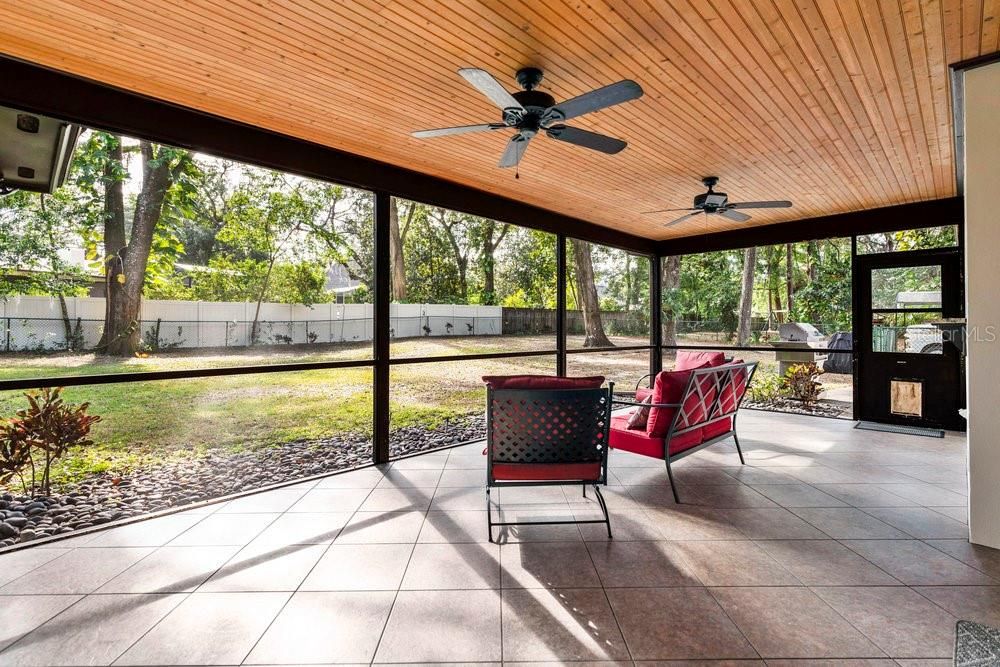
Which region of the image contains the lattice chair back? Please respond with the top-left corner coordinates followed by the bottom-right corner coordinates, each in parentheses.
top-left (486, 386), bottom-right (613, 483)
top-left (672, 362), bottom-right (758, 435)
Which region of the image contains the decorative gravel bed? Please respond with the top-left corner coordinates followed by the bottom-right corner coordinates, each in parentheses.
top-left (744, 398), bottom-right (851, 419)
top-left (0, 414), bottom-right (486, 548)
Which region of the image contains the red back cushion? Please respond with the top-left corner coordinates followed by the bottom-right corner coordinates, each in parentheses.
top-left (482, 374), bottom-right (604, 390)
top-left (674, 350), bottom-right (726, 371)
top-left (646, 365), bottom-right (705, 437)
top-left (715, 360), bottom-right (750, 416)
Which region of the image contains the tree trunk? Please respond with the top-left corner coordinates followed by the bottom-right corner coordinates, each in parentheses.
top-left (571, 239), bottom-right (612, 347)
top-left (661, 255), bottom-right (681, 347)
top-left (102, 140), bottom-right (175, 356)
top-left (481, 226), bottom-right (497, 305)
top-left (737, 246), bottom-right (757, 346)
top-left (389, 199), bottom-right (407, 301)
top-left (785, 243), bottom-right (794, 319)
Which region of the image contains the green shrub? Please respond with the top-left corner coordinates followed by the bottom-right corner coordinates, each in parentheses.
top-left (784, 363), bottom-right (824, 406)
top-left (747, 371), bottom-right (787, 402)
top-left (0, 387), bottom-right (101, 496)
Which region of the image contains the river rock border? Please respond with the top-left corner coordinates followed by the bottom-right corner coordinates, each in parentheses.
top-left (0, 414), bottom-right (486, 548)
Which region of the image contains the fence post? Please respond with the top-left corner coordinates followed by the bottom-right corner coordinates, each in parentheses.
top-left (5, 317), bottom-right (9, 353)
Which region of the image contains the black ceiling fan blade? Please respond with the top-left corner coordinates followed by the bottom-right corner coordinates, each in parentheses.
top-left (498, 134), bottom-right (530, 168)
top-left (458, 68), bottom-right (524, 111)
top-left (545, 125), bottom-right (627, 154)
top-left (412, 123), bottom-right (506, 138)
top-left (728, 200), bottom-right (793, 209)
top-left (641, 207), bottom-right (699, 215)
top-left (665, 211), bottom-right (703, 227)
top-left (718, 208), bottom-right (752, 222)
top-left (546, 80), bottom-right (643, 122)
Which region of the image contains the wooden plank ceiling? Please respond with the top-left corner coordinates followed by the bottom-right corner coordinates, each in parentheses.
top-left (1, 1), bottom-right (995, 241)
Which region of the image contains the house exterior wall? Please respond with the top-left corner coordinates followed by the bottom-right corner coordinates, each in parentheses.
top-left (964, 60), bottom-right (1000, 548)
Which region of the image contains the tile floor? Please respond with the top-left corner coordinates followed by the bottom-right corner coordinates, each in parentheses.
top-left (0, 409), bottom-right (992, 666)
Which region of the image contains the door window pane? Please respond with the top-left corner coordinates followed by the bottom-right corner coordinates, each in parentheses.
top-left (871, 265), bottom-right (942, 310)
top-left (871, 312), bottom-right (944, 353)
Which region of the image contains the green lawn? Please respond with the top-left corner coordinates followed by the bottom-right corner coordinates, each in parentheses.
top-left (0, 334), bottom-right (847, 487)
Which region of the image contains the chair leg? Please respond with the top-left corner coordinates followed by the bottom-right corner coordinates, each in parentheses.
top-left (593, 484), bottom-right (613, 539)
top-left (582, 484), bottom-right (587, 498)
top-left (733, 432), bottom-right (746, 465)
top-left (665, 457), bottom-right (680, 503)
top-left (486, 487), bottom-right (494, 543)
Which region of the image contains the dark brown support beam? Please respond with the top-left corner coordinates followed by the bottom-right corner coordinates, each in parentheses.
top-left (556, 234), bottom-right (568, 376)
top-left (0, 55), bottom-right (651, 255)
top-left (373, 192), bottom-right (392, 464)
top-left (655, 197), bottom-right (964, 256)
top-left (649, 255), bottom-right (662, 380)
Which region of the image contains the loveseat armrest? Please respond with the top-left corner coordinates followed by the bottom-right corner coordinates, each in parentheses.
top-left (634, 373), bottom-right (654, 393)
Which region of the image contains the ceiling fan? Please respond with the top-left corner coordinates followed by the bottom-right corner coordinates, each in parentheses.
top-left (643, 177), bottom-right (793, 227)
top-left (411, 67), bottom-right (643, 169)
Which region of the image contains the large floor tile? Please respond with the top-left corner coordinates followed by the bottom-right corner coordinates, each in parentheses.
top-left (841, 539), bottom-right (997, 585)
top-left (915, 585), bottom-right (1000, 627)
top-left (83, 514), bottom-right (204, 547)
top-left (749, 483), bottom-right (848, 507)
top-left (247, 511), bottom-right (351, 546)
top-left (314, 466), bottom-right (384, 488)
top-left (98, 545), bottom-right (239, 593)
top-left (0, 593), bottom-right (185, 666)
top-left (1, 547), bottom-right (153, 595)
top-left (401, 542), bottom-right (500, 589)
top-left (0, 548), bottom-right (70, 588)
top-left (360, 486), bottom-right (434, 512)
top-left (432, 486), bottom-right (490, 511)
top-left (860, 507), bottom-right (968, 539)
top-left (374, 589), bottom-right (501, 663)
top-left (418, 510), bottom-right (491, 543)
top-left (726, 508), bottom-right (829, 540)
top-left (300, 543), bottom-right (412, 591)
top-left (336, 510), bottom-right (425, 543)
top-left (789, 508), bottom-right (910, 539)
top-left (244, 591), bottom-right (395, 664)
top-left (710, 587), bottom-right (884, 659)
top-left (645, 507), bottom-right (745, 541)
top-left (287, 487), bottom-right (371, 513)
top-left (587, 540), bottom-right (700, 587)
top-left (0, 595), bottom-right (82, 653)
top-left (813, 586), bottom-right (958, 658)
top-left (167, 513), bottom-right (278, 546)
top-left (376, 467), bottom-right (443, 488)
top-left (924, 539), bottom-right (1000, 578)
top-left (198, 543), bottom-right (326, 592)
top-left (577, 509), bottom-right (665, 541)
top-left (606, 587), bottom-right (757, 660)
top-left (877, 483), bottom-right (967, 507)
top-left (502, 587), bottom-right (629, 661)
top-left (812, 484), bottom-right (919, 507)
top-left (672, 540), bottom-right (800, 586)
top-left (114, 591), bottom-right (289, 665)
top-left (754, 540), bottom-right (899, 586)
top-left (501, 541), bottom-right (601, 588)
top-left (215, 488), bottom-right (306, 514)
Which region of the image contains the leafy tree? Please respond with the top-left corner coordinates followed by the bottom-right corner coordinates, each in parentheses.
top-left (73, 133), bottom-right (199, 356)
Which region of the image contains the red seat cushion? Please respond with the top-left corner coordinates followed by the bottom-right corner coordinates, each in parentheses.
top-left (492, 462), bottom-right (602, 481)
top-left (482, 374), bottom-right (604, 390)
top-left (610, 415), bottom-right (702, 457)
top-left (674, 350), bottom-right (726, 371)
top-left (635, 387), bottom-right (653, 402)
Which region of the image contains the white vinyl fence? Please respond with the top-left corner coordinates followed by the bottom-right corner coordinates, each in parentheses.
top-left (0, 296), bottom-right (502, 352)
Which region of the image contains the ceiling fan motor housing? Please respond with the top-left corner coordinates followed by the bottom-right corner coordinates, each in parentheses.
top-left (695, 190), bottom-right (728, 210)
